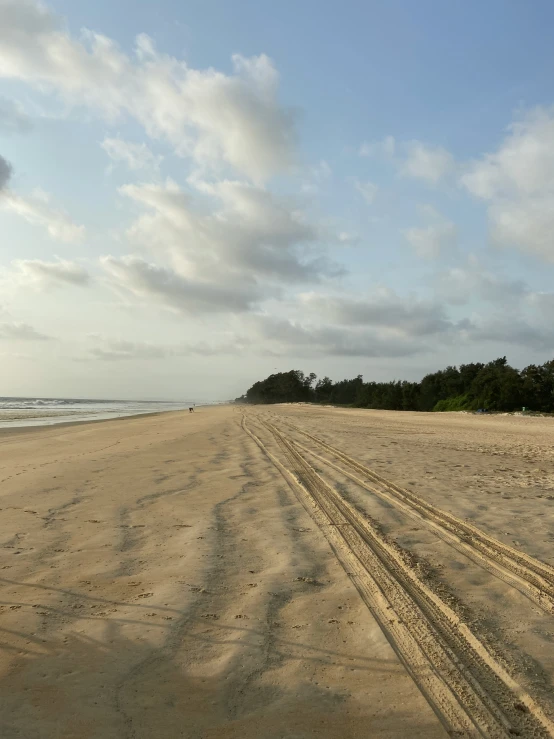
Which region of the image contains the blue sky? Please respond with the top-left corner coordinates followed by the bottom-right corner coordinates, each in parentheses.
top-left (1, 0), bottom-right (554, 400)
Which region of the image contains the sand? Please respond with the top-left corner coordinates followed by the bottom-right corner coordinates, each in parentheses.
top-left (1, 405), bottom-right (554, 738)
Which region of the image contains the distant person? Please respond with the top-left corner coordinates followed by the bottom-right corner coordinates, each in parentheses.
top-left (189, 406), bottom-right (194, 413)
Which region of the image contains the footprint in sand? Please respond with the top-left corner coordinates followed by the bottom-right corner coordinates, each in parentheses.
top-left (293, 577), bottom-right (322, 586)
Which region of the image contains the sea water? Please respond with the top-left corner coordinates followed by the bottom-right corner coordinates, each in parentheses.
top-left (0, 397), bottom-right (198, 428)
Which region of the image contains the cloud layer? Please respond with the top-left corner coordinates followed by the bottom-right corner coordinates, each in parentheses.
top-left (1, 0), bottom-right (554, 389)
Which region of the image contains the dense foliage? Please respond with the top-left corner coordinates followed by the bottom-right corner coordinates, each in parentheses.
top-left (236, 358), bottom-right (554, 413)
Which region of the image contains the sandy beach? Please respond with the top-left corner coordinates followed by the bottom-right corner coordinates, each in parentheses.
top-left (1, 405), bottom-right (554, 738)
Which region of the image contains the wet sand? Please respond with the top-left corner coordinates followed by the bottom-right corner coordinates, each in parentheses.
top-left (1, 405), bottom-right (554, 738)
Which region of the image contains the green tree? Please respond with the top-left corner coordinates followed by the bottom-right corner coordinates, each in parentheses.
top-left (315, 376), bottom-right (333, 403)
top-left (240, 356), bottom-right (554, 413)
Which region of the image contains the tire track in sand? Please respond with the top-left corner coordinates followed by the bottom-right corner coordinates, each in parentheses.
top-left (242, 414), bottom-right (554, 739)
top-left (267, 413), bottom-right (554, 615)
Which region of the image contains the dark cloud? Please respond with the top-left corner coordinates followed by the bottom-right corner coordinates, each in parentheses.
top-left (101, 255), bottom-right (263, 314)
top-left (248, 315), bottom-right (427, 358)
top-left (0, 154), bottom-right (13, 190)
top-left (435, 263), bottom-right (529, 306)
top-left (0, 321), bottom-right (51, 341)
top-left (461, 314), bottom-right (554, 352)
top-left (14, 259), bottom-right (91, 287)
top-left (301, 293), bottom-right (453, 336)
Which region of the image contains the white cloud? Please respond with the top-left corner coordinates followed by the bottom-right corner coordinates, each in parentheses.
top-left (359, 136), bottom-right (395, 157)
top-left (401, 142), bottom-right (455, 184)
top-left (12, 258), bottom-right (90, 288)
top-left (354, 179), bottom-right (378, 205)
top-left (0, 1), bottom-right (295, 181)
top-left (337, 231), bottom-right (359, 244)
top-left (359, 136), bottom-right (454, 184)
top-left (119, 177), bottom-right (337, 284)
top-left (460, 107), bottom-right (554, 261)
top-left (404, 222), bottom-right (457, 259)
top-left (0, 321), bottom-right (51, 341)
top-left (0, 96), bottom-right (31, 134)
top-left (1, 189), bottom-right (85, 243)
top-left (461, 108), bottom-right (554, 200)
top-left (101, 137), bottom-right (163, 173)
top-left (489, 196), bottom-right (554, 259)
top-left (301, 159), bottom-right (332, 194)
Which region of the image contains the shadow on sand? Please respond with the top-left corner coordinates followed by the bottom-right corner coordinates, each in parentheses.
top-left (0, 578), bottom-right (443, 739)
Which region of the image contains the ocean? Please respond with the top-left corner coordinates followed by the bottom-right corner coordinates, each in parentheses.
top-left (0, 397), bottom-right (197, 428)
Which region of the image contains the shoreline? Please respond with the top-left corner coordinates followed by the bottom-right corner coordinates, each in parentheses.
top-left (0, 409), bottom-right (180, 437)
top-left (0, 404), bottom-right (223, 436)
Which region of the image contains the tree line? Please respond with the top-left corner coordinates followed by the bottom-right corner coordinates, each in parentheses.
top-left (235, 358), bottom-right (554, 413)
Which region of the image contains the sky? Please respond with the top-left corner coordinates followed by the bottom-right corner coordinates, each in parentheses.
top-left (1, 0), bottom-right (554, 401)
